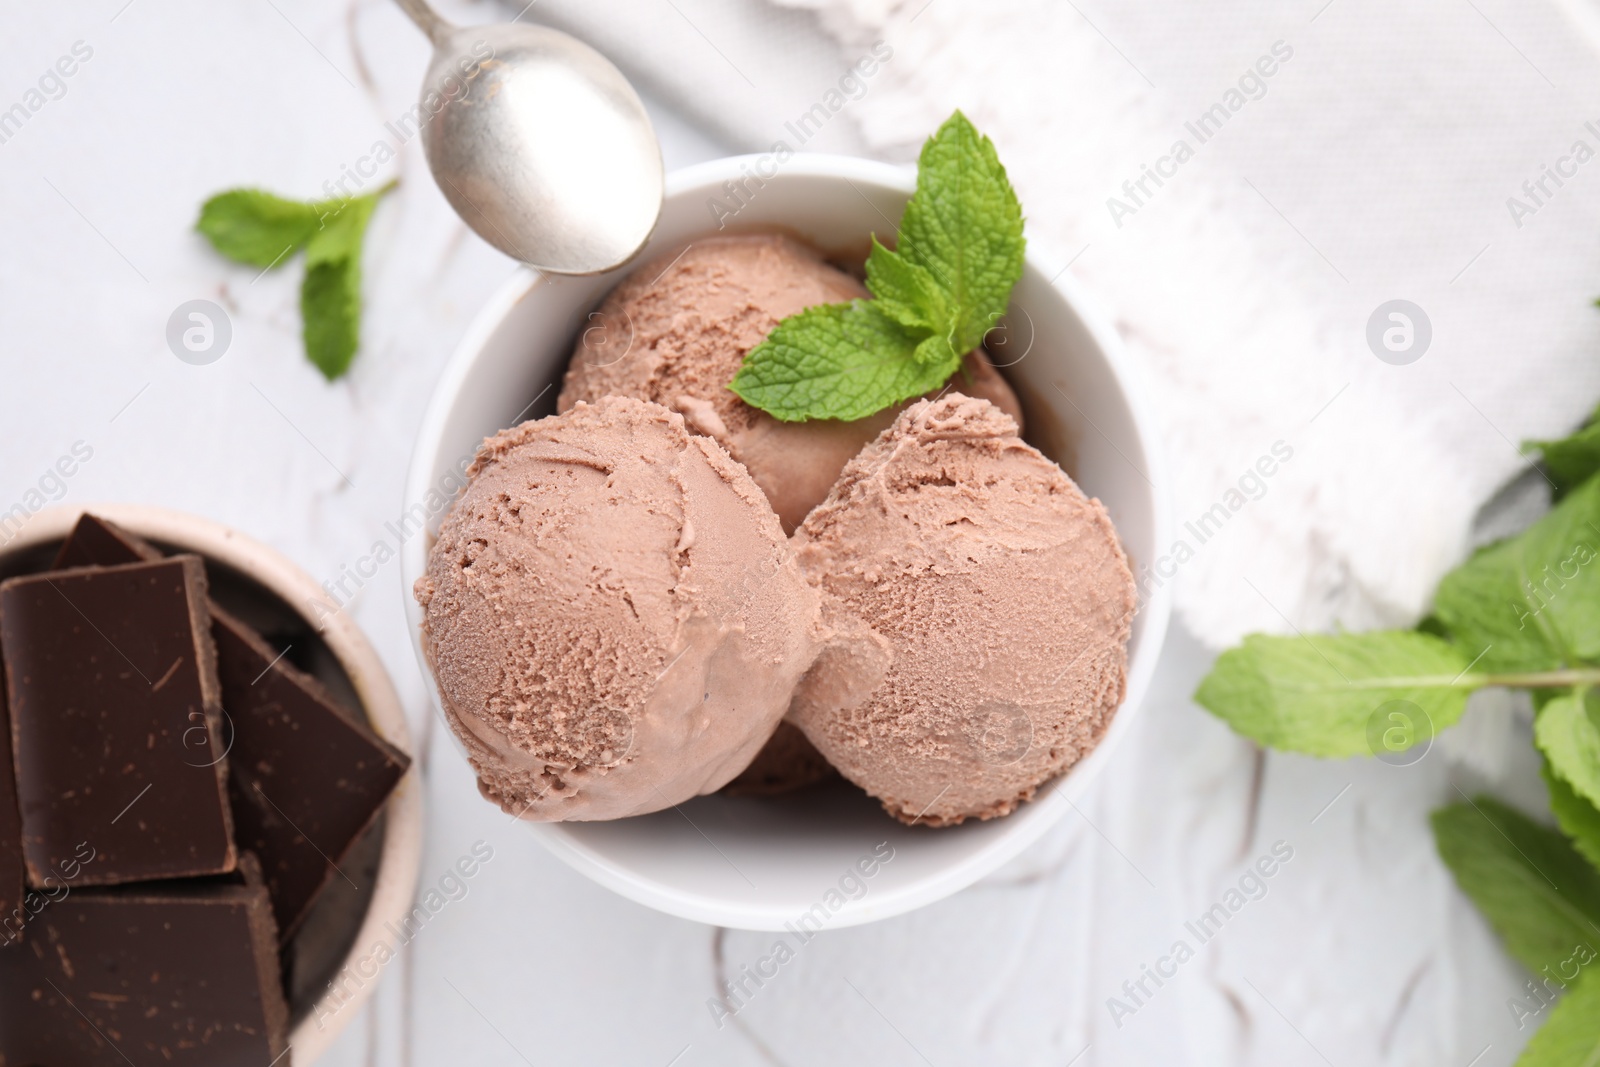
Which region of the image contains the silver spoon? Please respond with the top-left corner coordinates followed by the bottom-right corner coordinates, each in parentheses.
top-left (393, 0), bottom-right (663, 275)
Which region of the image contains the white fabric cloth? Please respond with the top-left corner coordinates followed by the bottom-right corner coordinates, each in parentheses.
top-left (537, 0), bottom-right (1600, 647)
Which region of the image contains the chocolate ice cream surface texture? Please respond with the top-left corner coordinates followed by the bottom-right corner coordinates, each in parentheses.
top-left (415, 396), bottom-right (826, 821)
top-left (558, 233), bottom-right (1024, 533)
top-left (790, 396), bottom-right (1138, 827)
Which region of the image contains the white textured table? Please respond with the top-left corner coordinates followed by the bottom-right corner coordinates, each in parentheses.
top-left (0, 3), bottom-right (1544, 1064)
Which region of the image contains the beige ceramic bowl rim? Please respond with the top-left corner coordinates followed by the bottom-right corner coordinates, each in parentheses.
top-left (0, 504), bottom-right (423, 1066)
top-left (404, 153), bottom-right (1173, 929)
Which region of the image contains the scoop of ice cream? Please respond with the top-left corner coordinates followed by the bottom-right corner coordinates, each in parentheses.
top-left (558, 233), bottom-right (1026, 532)
top-left (415, 396), bottom-right (824, 821)
top-left (789, 395), bottom-right (1137, 827)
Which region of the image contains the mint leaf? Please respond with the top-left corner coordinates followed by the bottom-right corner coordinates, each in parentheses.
top-left (865, 237), bottom-right (950, 339)
top-left (897, 110), bottom-right (1025, 355)
top-left (306, 195), bottom-right (379, 266)
top-left (1528, 404), bottom-right (1600, 501)
top-left (912, 332), bottom-right (959, 368)
top-left (1516, 971), bottom-right (1600, 1067)
top-left (1431, 796), bottom-right (1600, 976)
top-left (299, 193), bottom-right (381, 381)
top-left (730, 302), bottom-right (959, 422)
top-left (1433, 475), bottom-right (1600, 673)
top-left (197, 189), bottom-right (321, 268)
top-left (1544, 759), bottom-right (1600, 873)
top-left (1194, 630), bottom-right (1473, 756)
top-left (730, 110), bottom-right (1025, 423)
top-left (301, 258), bottom-right (361, 380)
top-left (197, 182), bottom-right (394, 380)
top-left (1537, 690), bottom-right (1600, 813)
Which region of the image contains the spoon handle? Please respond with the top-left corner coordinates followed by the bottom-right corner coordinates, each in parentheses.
top-left (393, 0), bottom-right (454, 45)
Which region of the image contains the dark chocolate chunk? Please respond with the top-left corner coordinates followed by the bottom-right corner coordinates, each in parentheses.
top-left (51, 513), bottom-right (160, 570)
top-left (54, 514), bottom-right (412, 940)
top-left (282, 814), bottom-right (384, 1017)
top-left (0, 863), bottom-right (290, 1067)
top-left (0, 663), bottom-right (21, 945)
top-left (211, 605), bottom-right (409, 940)
top-left (0, 557), bottom-right (236, 887)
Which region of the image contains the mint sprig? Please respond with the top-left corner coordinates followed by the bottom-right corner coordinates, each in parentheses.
top-left (1196, 471), bottom-right (1600, 757)
top-left (1195, 361), bottom-right (1600, 1062)
top-left (196, 181), bottom-right (395, 380)
top-left (730, 110), bottom-right (1025, 422)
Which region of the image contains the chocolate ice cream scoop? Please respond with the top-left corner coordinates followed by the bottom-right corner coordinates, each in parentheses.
top-left (790, 396), bottom-right (1136, 827)
top-left (415, 396), bottom-right (825, 821)
top-left (557, 233), bottom-right (1025, 532)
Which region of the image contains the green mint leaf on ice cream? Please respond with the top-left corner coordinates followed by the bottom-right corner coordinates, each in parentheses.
top-left (895, 109), bottom-right (1025, 356)
top-left (731, 110), bottom-right (1025, 421)
top-left (727, 302), bottom-right (957, 423)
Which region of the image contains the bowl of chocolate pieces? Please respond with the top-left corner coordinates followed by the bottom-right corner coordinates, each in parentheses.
top-left (0, 506), bottom-right (420, 1066)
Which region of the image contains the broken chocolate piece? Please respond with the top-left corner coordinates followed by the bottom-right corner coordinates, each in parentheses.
top-left (53, 514), bottom-right (412, 940)
top-left (0, 663), bottom-right (21, 944)
top-left (212, 605), bottom-right (409, 940)
top-left (51, 513), bottom-right (160, 570)
top-left (0, 863), bottom-right (290, 1067)
top-left (0, 556), bottom-right (236, 887)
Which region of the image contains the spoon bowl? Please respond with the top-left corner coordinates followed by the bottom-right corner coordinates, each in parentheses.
top-left (402, 7), bottom-right (663, 274)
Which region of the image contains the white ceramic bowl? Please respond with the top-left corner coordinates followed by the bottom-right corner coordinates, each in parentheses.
top-left (402, 155), bottom-right (1171, 931)
top-left (0, 505), bottom-right (422, 1064)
